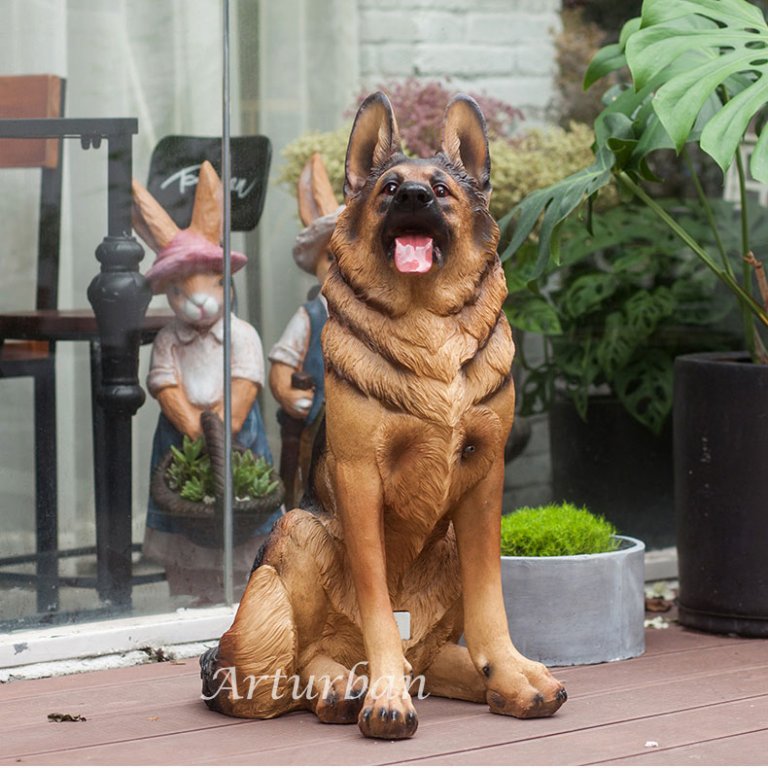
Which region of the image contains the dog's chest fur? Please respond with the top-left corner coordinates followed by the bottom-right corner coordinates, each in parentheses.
top-left (321, 258), bottom-right (514, 560)
top-left (322, 259), bottom-right (513, 427)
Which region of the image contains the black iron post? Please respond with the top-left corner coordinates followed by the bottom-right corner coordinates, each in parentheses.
top-left (86, 127), bottom-right (151, 608)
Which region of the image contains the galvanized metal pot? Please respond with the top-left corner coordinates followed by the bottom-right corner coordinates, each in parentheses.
top-left (501, 535), bottom-right (646, 666)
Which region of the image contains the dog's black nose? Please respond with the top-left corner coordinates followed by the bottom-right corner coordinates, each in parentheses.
top-left (393, 182), bottom-right (434, 211)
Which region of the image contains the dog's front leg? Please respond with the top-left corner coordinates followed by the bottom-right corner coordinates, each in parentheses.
top-left (453, 459), bottom-right (567, 718)
top-left (333, 461), bottom-right (419, 739)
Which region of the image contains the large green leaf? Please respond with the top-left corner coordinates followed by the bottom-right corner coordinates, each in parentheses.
top-left (626, 0), bottom-right (768, 180)
top-left (597, 312), bottom-right (638, 379)
top-left (562, 274), bottom-right (619, 319)
top-left (624, 287), bottom-right (676, 338)
top-left (499, 70), bottom-right (682, 273)
top-left (504, 295), bottom-right (563, 335)
top-left (613, 350), bottom-right (674, 434)
top-left (497, 147), bottom-right (615, 274)
top-left (583, 18), bottom-right (642, 89)
top-left (641, 0), bottom-right (765, 29)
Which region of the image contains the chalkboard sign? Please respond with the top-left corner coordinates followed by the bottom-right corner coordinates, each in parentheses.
top-left (146, 135), bottom-right (271, 232)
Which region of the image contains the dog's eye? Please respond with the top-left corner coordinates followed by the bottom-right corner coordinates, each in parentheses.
top-left (383, 181), bottom-right (398, 196)
top-left (433, 183), bottom-right (449, 198)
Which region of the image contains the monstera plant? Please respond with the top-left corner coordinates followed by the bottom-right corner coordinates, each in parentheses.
top-left (502, 0), bottom-right (768, 638)
top-left (502, 0), bottom-right (768, 355)
top-left (506, 200), bottom-right (745, 434)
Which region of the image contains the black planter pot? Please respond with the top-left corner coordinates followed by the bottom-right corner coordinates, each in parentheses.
top-left (549, 396), bottom-right (675, 549)
top-left (674, 352), bottom-right (768, 637)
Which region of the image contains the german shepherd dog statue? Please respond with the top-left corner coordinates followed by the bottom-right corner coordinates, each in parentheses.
top-left (200, 92), bottom-right (567, 740)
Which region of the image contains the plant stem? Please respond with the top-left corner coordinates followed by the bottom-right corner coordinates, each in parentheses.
top-left (681, 148), bottom-right (731, 277)
top-left (617, 172), bottom-right (768, 330)
top-left (734, 147), bottom-right (757, 360)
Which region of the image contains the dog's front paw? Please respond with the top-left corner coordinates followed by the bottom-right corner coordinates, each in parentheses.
top-left (358, 690), bottom-right (418, 739)
top-left (314, 674), bottom-right (367, 724)
top-left (486, 661), bottom-right (567, 719)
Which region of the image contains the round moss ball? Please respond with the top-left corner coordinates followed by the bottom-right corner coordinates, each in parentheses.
top-left (500, 502), bottom-right (618, 557)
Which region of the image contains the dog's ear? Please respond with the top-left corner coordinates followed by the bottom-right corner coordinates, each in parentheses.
top-left (344, 91), bottom-right (402, 200)
top-left (442, 95), bottom-right (491, 201)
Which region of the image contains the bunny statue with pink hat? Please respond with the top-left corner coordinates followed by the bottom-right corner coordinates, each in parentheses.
top-left (133, 161), bottom-right (280, 603)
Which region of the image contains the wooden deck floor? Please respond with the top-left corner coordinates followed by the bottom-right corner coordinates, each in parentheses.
top-left (1, 623), bottom-right (766, 765)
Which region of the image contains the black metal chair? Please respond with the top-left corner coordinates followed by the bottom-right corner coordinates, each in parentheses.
top-left (0, 75), bottom-right (66, 613)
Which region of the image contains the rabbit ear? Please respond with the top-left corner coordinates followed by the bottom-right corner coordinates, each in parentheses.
top-left (298, 153), bottom-right (340, 226)
top-left (189, 160), bottom-right (223, 244)
top-left (131, 178), bottom-right (179, 253)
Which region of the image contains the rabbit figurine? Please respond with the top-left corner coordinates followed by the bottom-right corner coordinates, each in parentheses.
top-left (133, 160), bottom-right (280, 603)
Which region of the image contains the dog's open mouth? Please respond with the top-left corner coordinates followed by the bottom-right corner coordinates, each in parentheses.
top-left (388, 235), bottom-right (444, 274)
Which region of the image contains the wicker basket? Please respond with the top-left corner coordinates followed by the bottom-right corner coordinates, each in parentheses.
top-left (150, 411), bottom-right (284, 548)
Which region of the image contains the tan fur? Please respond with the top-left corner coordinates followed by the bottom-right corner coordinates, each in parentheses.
top-left (203, 93), bottom-right (566, 739)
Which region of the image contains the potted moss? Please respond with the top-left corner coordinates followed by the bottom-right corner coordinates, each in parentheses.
top-left (500, 503), bottom-right (645, 666)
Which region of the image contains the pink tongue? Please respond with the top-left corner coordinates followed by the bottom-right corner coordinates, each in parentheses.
top-left (394, 236), bottom-right (433, 273)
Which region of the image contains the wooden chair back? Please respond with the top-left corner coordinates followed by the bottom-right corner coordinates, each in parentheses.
top-left (0, 75), bottom-right (65, 311)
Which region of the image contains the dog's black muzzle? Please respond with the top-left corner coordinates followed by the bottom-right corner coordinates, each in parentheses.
top-left (393, 181), bottom-right (435, 213)
top-left (382, 182), bottom-right (451, 264)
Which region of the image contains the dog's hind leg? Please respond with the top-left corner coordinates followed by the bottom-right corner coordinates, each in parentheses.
top-left (201, 564), bottom-right (301, 719)
top-left (299, 653), bottom-right (368, 724)
top-left (421, 642), bottom-right (486, 703)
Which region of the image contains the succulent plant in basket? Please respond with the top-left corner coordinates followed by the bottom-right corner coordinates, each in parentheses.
top-left (165, 435), bottom-right (279, 504)
top-left (151, 412), bottom-right (284, 548)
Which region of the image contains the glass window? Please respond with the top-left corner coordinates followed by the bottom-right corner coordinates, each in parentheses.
top-left (5, 0), bottom-right (637, 639)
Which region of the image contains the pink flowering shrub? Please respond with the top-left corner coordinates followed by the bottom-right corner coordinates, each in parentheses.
top-left (348, 78), bottom-right (524, 157)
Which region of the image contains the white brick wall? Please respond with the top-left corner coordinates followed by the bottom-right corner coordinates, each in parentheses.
top-left (357, 0), bottom-right (559, 504)
top-left (358, 0), bottom-right (562, 122)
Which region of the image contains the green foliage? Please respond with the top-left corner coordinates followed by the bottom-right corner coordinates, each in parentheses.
top-left (627, 0), bottom-right (768, 180)
top-left (508, 201), bottom-right (742, 433)
top-left (500, 502), bottom-right (618, 557)
top-left (499, 0), bottom-right (768, 359)
top-left (488, 124), bottom-right (605, 221)
top-left (165, 435), bottom-right (277, 504)
top-left (277, 79), bottom-right (595, 223)
top-left (277, 125), bottom-right (350, 204)
top-left (231, 450), bottom-right (279, 500)
top-left (167, 436), bottom-right (213, 503)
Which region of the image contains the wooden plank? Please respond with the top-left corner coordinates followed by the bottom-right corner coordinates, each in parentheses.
top-left (3, 645), bottom-right (767, 766)
top-left (607, 730), bottom-right (768, 765)
top-left (2, 625), bottom-right (766, 766)
top-left (0, 75), bottom-right (62, 168)
top-left (640, 625), bottom-right (756, 657)
top-left (0, 659), bottom-right (192, 704)
top-left (398, 696), bottom-right (768, 765)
